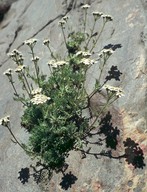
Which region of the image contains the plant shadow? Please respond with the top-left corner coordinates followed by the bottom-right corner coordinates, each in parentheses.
top-left (59, 171), bottom-right (78, 190)
top-left (82, 111), bottom-right (146, 169)
top-left (18, 167), bottom-right (30, 184)
top-left (18, 112), bottom-right (145, 187)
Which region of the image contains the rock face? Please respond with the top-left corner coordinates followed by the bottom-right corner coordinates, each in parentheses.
top-left (0, 0), bottom-right (147, 192)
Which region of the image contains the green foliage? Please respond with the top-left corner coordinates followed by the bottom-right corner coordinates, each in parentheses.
top-left (67, 32), bottom-right (85, 54)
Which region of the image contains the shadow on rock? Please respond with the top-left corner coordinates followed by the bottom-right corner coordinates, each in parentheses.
top-left (81, 112), bottom-right (146, 169)
top-left (18, 167), bottom-right (30, 184)
top-left (60, 171), bottom-right (78, 190)
top-left (99, 111), bottom-right (120, 150)
top-left (103, 43), bottom-right (122, 51)
top-left (105, 65), bottom-right (122, 82)
top-left (123, 138), bottom-right (146, 169)
top-left (30, 161), bottom-right (53, 184)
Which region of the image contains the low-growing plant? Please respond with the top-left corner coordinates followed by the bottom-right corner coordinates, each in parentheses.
top-left (0, 3), bottom-right (145, 179)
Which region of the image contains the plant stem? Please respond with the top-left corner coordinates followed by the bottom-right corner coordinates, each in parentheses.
top-left (85, 19), bottom-right (96, 49)
top-left (83, 9), bottom-right (88, 34)
top-left (19, 73), bottom-right (31, 98)
top-left (8, 76), bottom-right (18, 96)
top-left (6, 124), bottom-right (26, 152)
top-left (90, 21), bottom-right (106, 52)
top-left (61, 27), bottom-right (67, 48)
top-left (8, 76), bottom-right (26, 105)
top-left (30, 47), bottom-right (40, 87)
top-left (22, 72), bottom-right (32, 96)
top-left (47, 45), bottom-right (56, 60)
top-left (98, 59), bottom-right (106, 82)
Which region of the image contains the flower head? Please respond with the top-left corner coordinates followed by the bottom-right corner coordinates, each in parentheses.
top-left (8, 49), bottom-right (24, 65)
top-left (48, 60), bottom-right (56, 65)
top-left (80, 58), bottom-right (95, 65)
top-left (102, 14), bottom-right (113, 22)
top-left (81, 4), bottom-right (90, 9)
top-left (31, 88), bottom-right (42, 96)
top-left (30, 94), bottom-right (51, 105)
top-left (58, 20), bottom-right (66, 26)
top-left (48, 60), bottom-right (68, 68)
top-left (14, 65), bottom-right (26, 73)
top-left (3, 68), bottom-right (13, 76)
top-left (24, 38), bottom-right (37, 48)
top-left (43, 39), bottom-right (50, 46)
top-left (62, 15), bottom-right (69, 22)
top-left (0, 116), bottom-right (10, 126)
top-left (8, 49), bottom-right (22, 58)
top-left (76, 51), bottom-right (91, 58)
top-left (98, 49), bottom-right (114, 59)
top-left (103, 84), bottom-right (124, 98)
top-left (31, 56), bottom-right (40, 62)
top-left (92, 11), bottom-right (103, 20)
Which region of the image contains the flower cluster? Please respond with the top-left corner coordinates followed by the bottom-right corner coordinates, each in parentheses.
top-left (92, 11), bottom-right (103, 20)
top-left (58, 15), bottom-right (69, 27)
top-left (30, 94), bottom-right (51, 105)
top-left (58, 19), bottom-right (66, 26)
top-left (7, 49), bottom-right (24, 64)
top-left (43, 39), bottom-right (50, 46)
top-left (3, 68), bottom-right (13, 76)
top-left (81, 4), bottom-right (90, 9)
top-left (76, 51), bottom-right (91, 58)
top-left (102, 14), bottom-right (113, 22)
top-left (0, 116), bottom-right (10, 126)
top-left (80, 58), bottom-right (95, 65)
top-left (62, 15), bottom-right (69, 22)
top-left (31, 88), bottom-right (42, 96)
top-left (14, 65), bottom-right (26, 73)
top-left (48, 60), bottom-right (68, 68)
top-left (31, 56), bottom-right (40, 62)
top-left (24, 38), bottom-right (37, 48)
top-left (98, 48), bottom-right (114, 59)
top-left (103, 84), bottom-right (124, 98)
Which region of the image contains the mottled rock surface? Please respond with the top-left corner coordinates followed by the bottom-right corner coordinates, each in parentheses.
top-left (0, 0), bottom-right (147, 192)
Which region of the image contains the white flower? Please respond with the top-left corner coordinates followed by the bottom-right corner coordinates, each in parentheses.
top-left (43, 39), bottom-right (50, 46)
top-left (0, 116), bottom-right (10, 126)
top-left (14, 65), bottom-right (26, 73)
top-left (103, 84), bottom-right (124, 98)
top-left (8, 49), bottom-right (22, 58)
top-left (48, 60), bottom-right (56, 65)
top-left (102, 14), bottom-right (113, 22)
top-left (56, 61), bottom-right (68, 66)
top-left (62, 15), bottom-right (69, 21)
top-left (30, 94), bottom-right (51, 105)
top-left (31, 56), bottom-right (40, 62)
top-left (92, 11), bottom-right (103, 16)
top-left (17, 57), bottom-right (24, 63)
top-left (31, 88), bottom-right (42, 96)
top-left (24, 38), bottom-right (37, 47)
top-left (92, 11), bottom-right (103, 19)
top-left (81, 4), bottom-right (90, 9)
top-left (80, 58), bottom-right (95, 65)
top-left (98, 49), bottom-right (114, 58)
top-left (58, 20), bottom-right (66, 26)
top-left (7, 52), bottom-right (15, 58)
top-left (48, 60), bottom-right (68, 68)
top-left (3, 68), bottom-right (13, 76)
top-left (12, 49), bottom-right (22, 55)
top-left (76, 51), bottom-right (91, 57)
